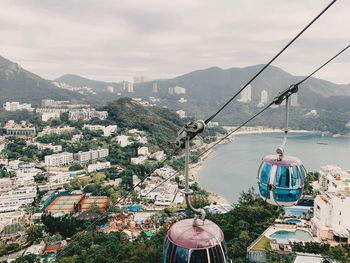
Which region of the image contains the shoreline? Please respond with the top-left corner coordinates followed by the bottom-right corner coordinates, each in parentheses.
top-left (189, 127), bottom-right (315, 205)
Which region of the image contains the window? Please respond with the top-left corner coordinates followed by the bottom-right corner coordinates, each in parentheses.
top-left (208, 245), bottom-right (225, 263)
top-left (189, 249), bottom-right (208, 263)
top-left (260, 163), bottom-right (271, 184)
top-left (275, 166), bottom-right (289, 188)
top-left (174, 246), bottom-right (189, 262)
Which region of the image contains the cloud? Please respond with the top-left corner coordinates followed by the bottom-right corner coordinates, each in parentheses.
top-left (0, 0), bottom-right (349, 83)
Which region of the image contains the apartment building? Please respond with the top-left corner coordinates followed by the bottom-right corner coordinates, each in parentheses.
top-left (87, 162), bottom-right (111, 173)
top-left (312, 191), bottom-right (350, 243)
top-left (74, 149), bottom-right (109, 164)
top-left (45, 152), bottom-right (74, 167)
top-left (0, 187), bottom-right (37, 212)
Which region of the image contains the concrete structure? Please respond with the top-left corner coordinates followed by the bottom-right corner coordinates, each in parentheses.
top-left (258, 90), bottom-right (268, 107)
top-left (41, 99), bottom-right (70, 107)
top-left (150, 151), bottom-right (166, 162)
top-left (122, 81), bottom-right (134, 93)
top-left (87, 162), bottom-right (111, 173)
top-left (116, 135), bottom-right (130, 147)
top-left (41, 112), bottom-right (61, 122)
top-left (131, 156), bottom-right (147, 165)
top-left (173, 86), bottom-right (186, 94)
top-left (39, 126), bottom-right (75, 136)
top-left (312, 191), bottom-right (350, 243)
top-left (137, 147), bottom-right (149, 156)
top-left (291, 93), bottom-right (298, 107)
top-left (152, 82), bottom-right (158, 93)
top-left (168, 87), bottom-right (174, 95)
top-left (36, 143), bottom-right (62, 153)
top-left (178, 98), bottom-right (187, 103)
top-left (0, 186), bottom-right (37, 212)
top-left (45, 152), bottom-right (74, 167)
top-left (106, 86), bottom-right (114, 93)
top-left (3, 102), bottom-right (33, 112)
top-left (239, 84), bottom-right (252, 103)
top-left (74, 148), bottom-right (109, 164)
top-left (68, 109), bottom-right (108, 121)
top-left (176, 110), bottom-right (186, 119)
top-left (0, 178), bottom-right (12, 193)
top-left (83, 125), bottom-right (117, 137)
top-left (4, 120), bottom-right (36, 137)
top-left (316, 165), bottom-right (350, 192)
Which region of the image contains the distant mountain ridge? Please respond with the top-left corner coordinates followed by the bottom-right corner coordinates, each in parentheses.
top-left (0, 56), bottom-right (85, 106)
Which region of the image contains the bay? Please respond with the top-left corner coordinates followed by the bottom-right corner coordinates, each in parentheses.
top-left (196, 133), bottom-right (350, 203)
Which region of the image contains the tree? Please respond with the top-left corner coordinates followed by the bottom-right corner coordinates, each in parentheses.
top-left (26, 225), bottom-right (43, 244)
top-left (69, 164), bottom-right (83, 171)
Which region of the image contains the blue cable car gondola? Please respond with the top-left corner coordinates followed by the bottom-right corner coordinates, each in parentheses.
top-left (257, 154), bottom-right (306, 206)
top-left (257, 93), bottom-right (307, 207)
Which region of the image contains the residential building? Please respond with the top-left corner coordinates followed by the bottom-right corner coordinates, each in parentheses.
top-left (74, 148), bottom-right (109, 164)
top-left (312, 191), bottom-right (350, 243)
top-left (38, 126), bottom-right (75, 136)
top-left (178, 98), bottom-right (187, 103)
top-left (258, 90), bottom-right (268, 107)
top-left (131, 156), bottom-right (147, 165)
top-left (3, 102), bottom-right (33, 112)
top-left (0, 186), bottom-right (37, 212)
top-left (116, 135), bottom-right (130, 147)
top-left (316, 165), bottom-right (350, 192)
top-left (150, 151), bottom-right (166, 162)
top-left (291, 93), bottom-right (298, 107)
top-left (36, 143), bottom-right (62, 153)
top-left (4, 120), bottom-right (36, 137)
top-left (239, 84), bottom-right (252, 103)
top-left (137, 147), bottom-right (149, 156)
top-left (45, 152), bottom-right (74, 167)
top-left (83, 125), bottom-right (117, 137)
top-left (0, 178), bottom-right (12, 193)
top-left (87, 162), bottom-right (111, 173)
top-left (168, 87), bottom-right (174, 95)
top-left (174, 86), bottom-right (186, 94)
top-left (106, 86), bottom-right (114, 93)
top-left (68, 109), bottom-right (108, 121)
top-left (41, 99), bottom-right (70, 107)
top-left (152, 82), bottom-right (158, 93)
top-left (176, 110), bottom-right (186, 119)
top-left (41, 112), bottom-right (61, 122)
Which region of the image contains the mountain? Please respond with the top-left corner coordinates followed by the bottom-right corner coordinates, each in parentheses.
top-left (104, 97), bottom-right (183, 151)
top-left (0, 56), bottom-right (84, 106)
top-left (55, 74), bottom-right (114, 90)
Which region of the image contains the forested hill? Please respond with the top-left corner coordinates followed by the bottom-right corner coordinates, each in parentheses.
top-left (104, 98), bottom-right (183, 150)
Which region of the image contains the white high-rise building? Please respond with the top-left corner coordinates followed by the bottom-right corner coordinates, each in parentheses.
top-left (261, 90), bottom-right (268, 104)
top-left (127, 82), bottom-right (134, 93)
top-left (312, 191), bottom-right (350, 243)
top-left (152, 83), bottom-right (158, 93)
top-left (239, 85), bottom-right (252, 103)
top-left (291, 93), bottom-right (298, 107)
top-left (106, 86), bottom-right (114, 93)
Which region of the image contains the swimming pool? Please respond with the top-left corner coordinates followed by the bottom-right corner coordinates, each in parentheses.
top-left (284, 207), bottom-right (311, 217)
top-left (270, 230), bottom-right (312, 241)
top-left (285, 218), bottom-right (302, 224)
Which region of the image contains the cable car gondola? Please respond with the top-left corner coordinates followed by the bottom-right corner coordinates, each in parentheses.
top-left (257, 154), bottom-right (306, 206)
top-left (257, 92), bottom-right (307, 207)
top-left (164, 121), bottom-right (231, 263)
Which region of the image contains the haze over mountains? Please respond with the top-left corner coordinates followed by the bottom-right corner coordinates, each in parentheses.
top-left (1, 55), bottom-right (350, 129)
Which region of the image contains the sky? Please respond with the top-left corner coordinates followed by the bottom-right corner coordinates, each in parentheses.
top-left (1, 0), bottom-right (349, 83)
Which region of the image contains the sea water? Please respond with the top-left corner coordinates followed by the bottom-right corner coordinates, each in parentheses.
top-left (197, 133), bottom-right (350, 203)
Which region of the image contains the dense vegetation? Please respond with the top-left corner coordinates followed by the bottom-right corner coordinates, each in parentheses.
top-left (55, 189), bottom-right (279, 263)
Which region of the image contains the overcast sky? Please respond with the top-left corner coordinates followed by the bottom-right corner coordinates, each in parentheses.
top-left (1, 0), bottom-right (349, 83)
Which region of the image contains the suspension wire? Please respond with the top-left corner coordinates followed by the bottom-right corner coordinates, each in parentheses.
top-left (204, 0), bottom-right (337, 124)
top-left (144, 102), bottom-right (274, 198)
top-left (57, 22), bottom-right (350, 261)
top-left (296, 44), bottom-right (350, 85)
